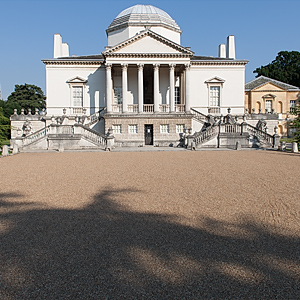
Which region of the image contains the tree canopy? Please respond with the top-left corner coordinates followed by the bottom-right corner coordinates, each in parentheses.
top-left (291, 104), bottom-right (300, 145)
top-left (0, 107), bottom-right (10, 146)
top-left (253, 51), bottom-right (300, 88)
top-left (6, 83), bottom-right (46, 115)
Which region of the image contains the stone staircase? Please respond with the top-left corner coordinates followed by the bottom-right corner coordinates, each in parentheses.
top-left (188, 110), bottom-right (279, 149)
top-left (20, 123), bottom-right (109, 150)
top-left (85, 108), bottom-right (106, 127)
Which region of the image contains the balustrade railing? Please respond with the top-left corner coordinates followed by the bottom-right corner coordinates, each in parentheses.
top-left (80, 126), bottom-right (107, 146)
top-left (73, 107), bottom-right (84, 114)
top-left (220, 124), bottom-right (241, 134)
top-left (143, 104), bottom-right (154, 113)
top-left (208, 107), bottom-right (221, 114)
top-left (175, 104), bottom-right (185, 113)
top-left (191, 108), bottom-right (208, 121)
top-left (246, 124), bottom-right (273, 144)
top-left (23, 125), bottom-right (51, 146)
top-left (159, 104), bottom-right (170, 113)
top-left (112, 104), bottom-right (122, 113)
top-left (193, 126), bottom-right (218, 145)
top-left (128, 104), bottom-right (139, 113)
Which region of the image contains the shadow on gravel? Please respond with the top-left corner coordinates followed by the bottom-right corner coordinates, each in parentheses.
top-left (0, 188), bottom-right (299, 299)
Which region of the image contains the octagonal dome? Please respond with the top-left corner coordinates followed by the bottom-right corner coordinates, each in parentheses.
top-left (107, 4), bottom-right (182, 46)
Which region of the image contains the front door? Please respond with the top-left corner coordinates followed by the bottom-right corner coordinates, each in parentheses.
top-left (144, 125), bottom-right (153, 145)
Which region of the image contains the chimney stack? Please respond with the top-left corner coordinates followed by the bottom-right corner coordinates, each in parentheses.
top-left (218, 44), bottom-right (226, 58)
top-left (54, 34), bottom-right (62, 58)
top-left (62, 43), bottom-right (69, 57)
top-left (54, 34), bottom-right (69, 58)
top-left (226, 35), bottom-right (236, 59)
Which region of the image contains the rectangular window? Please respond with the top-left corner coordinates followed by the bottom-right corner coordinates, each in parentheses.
top-left (175, 87), bottom-right (181, 105)
top-left (112, 124), bottom-right (121, 134)
top-left (209, 86), bottom-right (220, 106)
top-left (160, 124), bottom-right (169, 134)
top-left (176, 124), bottom-right (185, 133)
top-left (266, 100), bottom-right (272, 113)
top-left (113, 87), bottom-right (122, 104)
top-left (290, 100), bottom-right (296, 112)
top-left (73, 86), bottom-right (83, 107)
top-left (128, 124), bottom-right (137, 134)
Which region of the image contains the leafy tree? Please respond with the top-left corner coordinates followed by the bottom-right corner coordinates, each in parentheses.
top-left (7, 84), bottom-right (46, 114)
top-left (0, 99), bottom-right (21, 118)
top-left (254, 51), bottom-right (300, 87)
top-left (0, 107), bottom-right (10, 146)
top-left (291, 103), bottom-right (300, 145)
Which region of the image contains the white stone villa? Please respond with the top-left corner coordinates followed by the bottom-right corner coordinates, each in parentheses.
top-left (10, 4), bottom-right (280, 150)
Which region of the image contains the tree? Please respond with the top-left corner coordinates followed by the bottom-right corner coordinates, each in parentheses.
top-left (6, 84), bottom-right (46, 115)
top-left (291, 103), bottom-right (300, 145)
top-left (0, 107), bottom-right (10, 146)
top-left (0, 99), bottom-right (21, 118)
top-left (254, 51), bottom-right (300, 88)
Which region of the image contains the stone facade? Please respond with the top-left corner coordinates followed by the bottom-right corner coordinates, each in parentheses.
top-left (245, 76), bottom-right (300, 136)
top-left (104, 113), bottom-right (192, 147)
top-left (10, 5), bottom-right (281, 151)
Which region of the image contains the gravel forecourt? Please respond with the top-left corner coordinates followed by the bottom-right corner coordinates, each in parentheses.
top-left (0, 150), bottom-right (300, 299)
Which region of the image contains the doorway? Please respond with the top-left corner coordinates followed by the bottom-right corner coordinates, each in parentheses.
top-left (144, 124), bottom-right (153, 145)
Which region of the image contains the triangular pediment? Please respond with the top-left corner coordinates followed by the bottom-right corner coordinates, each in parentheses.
top-left (253, 82), bottom-right (286, 92)
top-left (66, 76), bottom-right (87, 83)
top-left (205, 76), bottom-right (225, 84)
top-left (245, 76), bottom-right (300, 91)
top-left (102, 30), bottom-right (193, 57)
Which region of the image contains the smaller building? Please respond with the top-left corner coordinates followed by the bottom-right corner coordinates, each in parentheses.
top-left (245, 76), bottom-right (300, 136)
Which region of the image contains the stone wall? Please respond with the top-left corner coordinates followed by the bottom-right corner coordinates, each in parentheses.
top-left (104, 114), bottom-right (192, 147)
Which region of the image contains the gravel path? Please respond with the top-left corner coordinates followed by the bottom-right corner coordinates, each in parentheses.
top-left (0, 150), bottom-right (300, 299)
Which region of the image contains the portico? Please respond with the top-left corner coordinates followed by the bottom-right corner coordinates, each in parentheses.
top-left (105, 61), bottom-right (190, 114)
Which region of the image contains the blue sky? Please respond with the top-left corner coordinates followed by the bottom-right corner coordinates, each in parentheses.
top-left (0, 0), bottom-right (299, 99)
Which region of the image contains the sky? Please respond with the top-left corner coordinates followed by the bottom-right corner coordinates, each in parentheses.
top-left (0, 0), bottom-right (300, 100)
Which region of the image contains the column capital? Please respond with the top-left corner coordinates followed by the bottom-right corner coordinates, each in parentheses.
top-left (153, 63), bottom-right (160, 70)
top-left (185, 63), bottom-right (191, 70)
top-left (137, 63), bottom-right (144, 70)
top-left (121, 63), bottom-right (128, 70)
top-left (169, 63), bottom-right (176, 70)
top-left (105, 63), bottom-right (112, 70)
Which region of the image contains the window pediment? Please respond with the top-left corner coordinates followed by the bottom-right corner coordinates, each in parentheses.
top-left (67, 76), bottom-right (87, 84)
top-left (262, 93), bottom-right (276, 99)
top-left (205, 76), bottom-right (225, 84)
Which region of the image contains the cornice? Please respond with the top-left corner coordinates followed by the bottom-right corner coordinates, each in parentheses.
top-left (104, 113), bottom-right (193, 119)
top-left (248, 90), bottom-right (288, 93)
top-left (42, 59), bottom-right (104, 65)
top-left (191, 61), bottom-right (248, 66)
top-left (106, 22), bottom-right (182, 35)
top-left (105, 53), bottom-right (192, 58)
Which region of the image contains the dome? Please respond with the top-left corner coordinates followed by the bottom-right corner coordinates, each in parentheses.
top-left (116, 5), bottom-right (172, 19)
top-left (107, 4), bottom-right (181, 33)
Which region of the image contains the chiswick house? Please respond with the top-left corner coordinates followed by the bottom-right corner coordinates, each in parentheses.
top-left (10, 4), bottom-right (280, 150)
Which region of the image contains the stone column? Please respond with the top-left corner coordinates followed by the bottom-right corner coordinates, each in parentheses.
top-left (153, 63), bottom-right (160, 113)
top-left (122, 63), bottom-right (128, 113)
top-left (169, 64), bottom-right (175, 113)
top-left (106, 63), bottom-right (112, 113)
top-left (138, 64), bottom-right (144, 113)
top-left (185, 63), bottom-right (191, 113)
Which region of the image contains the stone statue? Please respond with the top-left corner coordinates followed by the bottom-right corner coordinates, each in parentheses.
top-left (256, 120), bottom-right (267, 131)
top-left (22, 119), bottom-right (32, 136)
top-left (225, 113), bottom-right (236, 124)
